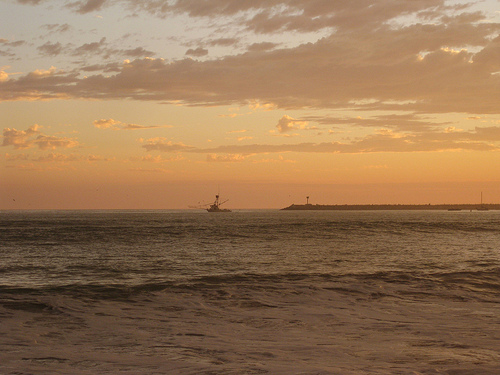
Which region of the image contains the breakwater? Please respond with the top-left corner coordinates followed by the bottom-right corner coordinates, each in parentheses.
top-left (282, 204), bottom-right (500, 211)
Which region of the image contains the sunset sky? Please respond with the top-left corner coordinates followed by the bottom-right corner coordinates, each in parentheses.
top-left (1, 0), bottom-right (500, 209)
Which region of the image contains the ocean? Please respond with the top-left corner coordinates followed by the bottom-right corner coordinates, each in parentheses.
top-left (1, 209), bottom-right (499, 374)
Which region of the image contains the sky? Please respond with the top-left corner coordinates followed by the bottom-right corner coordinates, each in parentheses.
top-left (1, 0), bottom-right (500, 209)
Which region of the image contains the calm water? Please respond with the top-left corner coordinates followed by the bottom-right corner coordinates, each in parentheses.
top-left (1, 210), bottom-right (499, 374)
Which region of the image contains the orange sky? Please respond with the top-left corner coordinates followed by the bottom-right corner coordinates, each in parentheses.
top-left (1, 0), bottom-right (500, 209)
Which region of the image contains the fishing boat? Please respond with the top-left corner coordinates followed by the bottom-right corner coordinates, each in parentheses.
top-left (207, 194), bottom-right (231, 212)
top-left (189, 193), bottom-right (231, 212)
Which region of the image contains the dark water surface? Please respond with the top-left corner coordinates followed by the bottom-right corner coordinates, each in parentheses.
top-left (1, 210), bottom-right (499, 374)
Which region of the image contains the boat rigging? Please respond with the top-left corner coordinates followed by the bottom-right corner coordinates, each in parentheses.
top-left (189, 194), bottom-right (231, 212)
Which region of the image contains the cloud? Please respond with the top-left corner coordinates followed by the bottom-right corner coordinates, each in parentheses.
top-left (93, 118), bottom-right (120, 129)
top-left (206, 154), bottom-right (247, 162)
top-left (38, 41), bottom-right (64, 56)
top-left (276, 115), bottom-right (308, 133)
top-left (5, 163), bottom-right (45, 171)
top-left (34, 135), bottom-right (80, 150)
top-left (5, 153), bottom-right (29, 161)
top-left (5, 151), bottom-right (115, 164)
top-left (141, 137), bottom-right (194, 152)
top-left (2, 124), bottom-right (41, 149)
top-left (2, 124), bottom-right (79, 150)
top-left (185, 47), bottom-right (208, 57)
top-left (69, 0), bottom-right (108, 14)
top-left (128, 167), bottom-right (171, 173)
top-left (123, 47), bottom-right (155, 57)
top-left (67, 38), bottom-right (155, 59)
top-left (301, 113), bottom-right (450, 133)
top-left (219, 113), bottom-right (244, 118)
top-left (42, 23), bottom-right (71, 33)
top-left (207, 38), bottom-right (239, 47)
top-left (73, 37), bottom-right (108, 56)
top-left (93, 118), bottom-right (169, 130)
top-left (129, 154), bottom-right (183, 162)
top-left (472, 126), bottom-right (500, 140)
top-left (0, 38), bottom-right (26, 59)
top-left (237, 136), bottom-right (253, 141)
top-left (188, 125), bottom-right (500, 155)
top-left (247, 42), bottom-right (279, 52)
top-left (122, 123), bottom-right (163, 130)
top-left (0, 71), bottom-right (9, 82)
top-left (32, 153), bottom-right (80, 162)
top-left (2, 1), bottom-right (500, 117)
top-left (16, 0), bottom-right (44, 4)
top-left (0, 38), bottom-right (26, 47)
top-left (124, 0), bottom-right (496, 40)
top-left (31, 153), bottom-right (112, 162)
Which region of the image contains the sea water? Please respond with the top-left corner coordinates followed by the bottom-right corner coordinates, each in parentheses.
top-left (1, 209), bottom-right (499, 374)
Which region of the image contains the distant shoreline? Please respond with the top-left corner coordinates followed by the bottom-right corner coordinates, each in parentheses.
top-left (281, 204), bottom-right (500, 211)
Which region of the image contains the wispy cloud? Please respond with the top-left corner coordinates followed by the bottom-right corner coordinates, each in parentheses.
top-left (41, 23), bottom-right (72, 34)
top-left (187, 126), bottom-right (500, 155)
top-left (129, 154), bottom-right (184, 162)
top-left (141, 137), bottom-right (195, 152)
top-left (128, 167), bottom-right (172, 174)
top-left (93, 118), bottom-right (170, 130)
top-left (206, 154), bottom-right (247, 162)
top-left (34, 36), bottom-right (155, 60)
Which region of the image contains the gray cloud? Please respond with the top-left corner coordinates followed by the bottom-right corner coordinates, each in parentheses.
top-left (247, 42), bottom-right (278, 52)
top-left (16, 0), bottom-right (44, 4)
top-left (38, 41), bottom-right (64, 56)
top-left (0, 39), bottom-right (26, 47)
top-left (129, 0), bottom-right (480, 35)
top-left (71, 0), bottom-right (108, 14)
top-left (72, 37), bottom-right (155, 59)
top-left (73, 37), bottom-right (107, 56)
top-left (18, 0), bottom-right (468, 35)
top-left (41, 23), bottom-right (72, 34)
top-left (207, 38), bottom-right (239, 47)
top-left (33, 37), bottom-right (155, 61)
top-left (185, 47), bottom-right (209, 57)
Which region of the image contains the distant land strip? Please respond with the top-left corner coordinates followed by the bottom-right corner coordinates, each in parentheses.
top-left (281, 204), bottom-right (500, 211)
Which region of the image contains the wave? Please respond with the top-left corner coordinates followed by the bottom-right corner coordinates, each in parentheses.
top-left (2, 267), bottom-right (499, 302)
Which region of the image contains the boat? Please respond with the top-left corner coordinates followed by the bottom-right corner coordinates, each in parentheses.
top-left (207, 194), bottom-right (231, 212)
